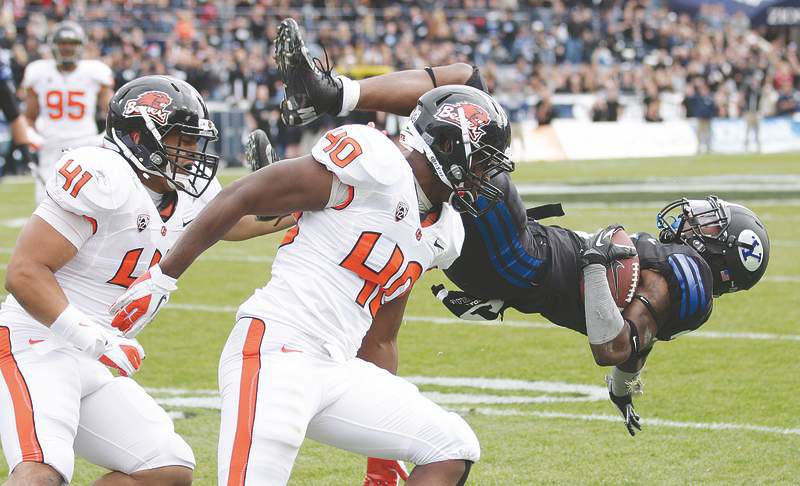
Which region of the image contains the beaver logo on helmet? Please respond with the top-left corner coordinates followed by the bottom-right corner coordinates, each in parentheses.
top-left (123, 91), bottom-right (173, 125)
top-left (434, 101), bottom-right (491, 143)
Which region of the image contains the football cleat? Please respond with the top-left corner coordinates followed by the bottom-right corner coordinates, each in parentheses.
top-left (244, 129), bottom-right (277, 173)
top-left (363, 458), bottom-right (409, 486)
top-left (275, 18), bottom-right (342, 126)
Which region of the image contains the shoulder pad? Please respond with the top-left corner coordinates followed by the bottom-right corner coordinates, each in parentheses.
top-left (21, 60), bottom-right (49, 88)
top-left (311, 124), bottom-right (408, 188)
top-left (45, 147), bottom-right (138, 216)
top-left (82, 60), bottom-right (114, 85)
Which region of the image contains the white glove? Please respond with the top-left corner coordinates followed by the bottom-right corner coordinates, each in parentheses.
top-left (51, 305), bottom-right (145, 376)
top-left (98, 330), bottom-right (145, 377)
top-left (109, 264), bottom-right (177, 337)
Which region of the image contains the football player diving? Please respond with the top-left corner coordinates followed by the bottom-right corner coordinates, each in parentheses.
top-left (270, 18), bottom-right (772, 457)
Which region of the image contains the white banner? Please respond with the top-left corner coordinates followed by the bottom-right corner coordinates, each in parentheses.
top-left (514, 117), bottom-right (800, 162)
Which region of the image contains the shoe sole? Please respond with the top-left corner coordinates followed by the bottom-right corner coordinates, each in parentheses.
top-left (244, 129), bottom-right (274, 172)
top-left (275, 18), bottom-right (315, 84)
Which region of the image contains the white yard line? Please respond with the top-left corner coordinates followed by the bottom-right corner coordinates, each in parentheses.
top-left (143, 385), bottom-right (800, 436)
top-left (162, 303), bottom-right (800, 342)
top-left (451, 408), bottom-right (800, 436)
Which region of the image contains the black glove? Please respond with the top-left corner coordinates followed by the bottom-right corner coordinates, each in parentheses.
top-left (431, 284), bottom-right (505, 321)
top-left (580, 224), bottom-right (637, 269)
top-left (244, 129), bottom-right (282, 222)
top-left (607, 385), bottom-right (642, 437)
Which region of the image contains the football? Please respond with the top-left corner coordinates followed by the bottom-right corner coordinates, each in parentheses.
top-left (580, 228), bottom-right (640, 309)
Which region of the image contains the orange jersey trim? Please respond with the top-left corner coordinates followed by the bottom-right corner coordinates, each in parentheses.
top-left (332, 185), bottom-right (355, 211)
top-left (227, 318), bottom-right (266, 486)
top-left (0, 327), bottom-right (44, 463)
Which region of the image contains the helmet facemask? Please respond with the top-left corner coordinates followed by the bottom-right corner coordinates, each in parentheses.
top-left (657, 196), bottom-right (762, 296)
top-left (404, 102), bottom-right (514, 218)
top-left (51, 22), bottom-right (85, 68)
top-left (112, 107), bottom-right (220, 198)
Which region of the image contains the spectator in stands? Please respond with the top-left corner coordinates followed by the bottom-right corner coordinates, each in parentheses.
top-left (687, 80), bottom-right (718, 154)
top-left (742, 74), bottom-right (763, 153)
top-left (536, 93), bottom-right (555, 126)
top-left (775, 84), bottom-right (799, 116)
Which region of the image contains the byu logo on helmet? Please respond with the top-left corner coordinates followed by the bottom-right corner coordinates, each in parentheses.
top-left (738, 229), bottom-right (764, 271)
top-left (123, 91), bottom-right (174, 125)
top-left (434, 101), bottom-right (491, 143)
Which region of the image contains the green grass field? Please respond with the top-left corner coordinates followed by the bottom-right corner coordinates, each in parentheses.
top-left (1, 153), bottom-right (799, 484)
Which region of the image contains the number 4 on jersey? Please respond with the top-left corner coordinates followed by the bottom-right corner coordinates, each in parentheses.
top-left (341, 232), bottom-right (422, 317)
top-left (58, 159), bottom-right (93, 198)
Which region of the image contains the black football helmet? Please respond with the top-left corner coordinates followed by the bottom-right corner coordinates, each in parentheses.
top-left (400, 85), bottom-right (513, 217)
top-left (50, 21), bottom-right (85, 68)
top-left (657, 196), bottom-right (770, 296)
top-left (106, 75), bottom-right (219, 198)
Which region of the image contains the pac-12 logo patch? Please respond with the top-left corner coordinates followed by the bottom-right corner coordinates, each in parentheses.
top-left (433, 101), bottom-right (491, 143)
top-left (123, 91), bottom-right (173, 125)
top-left (136, 214), bottom-right (150, 232)
top-left (738, 229), bottom-right (764, 271)
top-left (395, 201), bottom-right (409, 222)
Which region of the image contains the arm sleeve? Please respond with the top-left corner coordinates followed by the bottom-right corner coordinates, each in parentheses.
top-left (583, 263), bottom-right (625, 344)
top-left (33, 197), bottom-right (94, 250)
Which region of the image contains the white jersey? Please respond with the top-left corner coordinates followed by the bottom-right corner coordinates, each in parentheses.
top-left (0, 145), bottom-right (220, 343)
top-left (21, 59), bottom-right (113, 144)
top-left (238, 124), bottom-right (464, 359)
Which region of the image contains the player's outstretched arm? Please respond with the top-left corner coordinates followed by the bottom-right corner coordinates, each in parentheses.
top-left (355, 63), bottom-right (475, 116)
top-left (110, 155), bottom-right (333, 336)
top-left (160, 155), bottom-right (333, 279)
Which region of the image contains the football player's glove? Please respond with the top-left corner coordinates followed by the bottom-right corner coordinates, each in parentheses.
top-left (99, 331), bottom-right (145, 377)
top-left (363, 458), bottom-right (409, 486)
top-left (275, 18), bottom-right (342, 126)
top-left (432, 284), bottom-right (506, 321)
top-left (109, 264), bottom-right (177, 337)
top-left (580, 224), bottom-right (637, 269)
top-left (606, 376), bottom-right (642, 437)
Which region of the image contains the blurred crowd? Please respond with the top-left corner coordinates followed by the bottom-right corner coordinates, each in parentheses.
top-left (2, 0), bottom-right (799, 153)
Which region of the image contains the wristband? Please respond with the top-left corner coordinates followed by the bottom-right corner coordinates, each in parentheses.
top-left (51, 304), bottom-right (102, 353)
top-left (337, 75), bottom-right (360, 117)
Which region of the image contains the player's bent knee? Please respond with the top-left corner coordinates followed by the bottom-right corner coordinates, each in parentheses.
top-left (8, 462), bottom-right (63, 486)
top-left (414, 412), bottom-right (480, 466)
top-left (130, 465), bottom-right (193, 486)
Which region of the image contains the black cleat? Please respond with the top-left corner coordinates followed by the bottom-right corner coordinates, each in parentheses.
top-left (275, 18), bottom-right (342, 126)
top-left (244, 129), bottom-right (282, 222)
top-left (244, 129), bottom-right (277, 172)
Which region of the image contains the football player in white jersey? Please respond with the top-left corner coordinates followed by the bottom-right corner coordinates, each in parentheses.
top-left (1, 75), bottom-right (274, 485)
top-left (111, 85), bottom-right (514, 485)
top-left (21, 21), bottom-right (114, 202)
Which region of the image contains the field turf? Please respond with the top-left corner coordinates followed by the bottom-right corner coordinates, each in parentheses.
top-left (0, 152), bottom-right (798, 484)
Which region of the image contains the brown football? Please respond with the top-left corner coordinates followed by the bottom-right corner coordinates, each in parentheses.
top-left (580, 228), bottom-right (641, 309)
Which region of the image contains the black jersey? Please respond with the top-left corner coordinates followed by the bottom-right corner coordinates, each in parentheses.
top-left (631, 232), bottom-right (714, 340)
top-left (443, 172), bottom-right (588, 332)
top-left (442, 173), bottom-right (714, 340)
